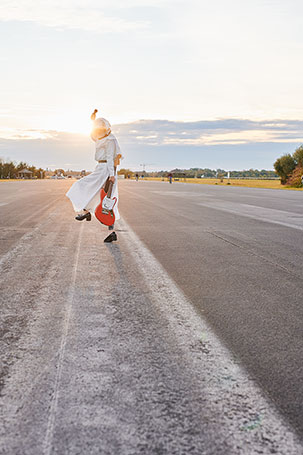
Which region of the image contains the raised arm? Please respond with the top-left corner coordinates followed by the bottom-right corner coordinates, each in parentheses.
top-left (90, 109), bottom-right (98, 121)
top-left (90, 109), bottom-right (99, 142)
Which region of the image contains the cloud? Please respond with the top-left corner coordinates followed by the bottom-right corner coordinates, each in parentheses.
top-left (0, 130), bottom-right (94, 170)
top-left (114, 118), bottom-right (303, 146)
top-left (1, 119), bottom-right (302, 147)
top-left (0, 127), bottom-right (56, 140)
top-left (0, 0), bottom-right (148, 33)
top-left (0, 119), bottom-right (302, 171)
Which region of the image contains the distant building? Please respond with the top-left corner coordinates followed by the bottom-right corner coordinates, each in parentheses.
top-left (18, 168), bottom-right (33, 179)
top-left (45, 169), bottom-right (91, 179)
top-left (169, 169), bottom-right (186, 180)
top-left (66, 170), bottom-right (89, 179)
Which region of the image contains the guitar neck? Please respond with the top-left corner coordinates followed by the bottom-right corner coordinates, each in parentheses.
top-left (107, 180), bottom-right (113, 198)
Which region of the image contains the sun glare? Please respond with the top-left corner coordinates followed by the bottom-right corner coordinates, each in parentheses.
top-left (44, 113), bottom-right (92, 136)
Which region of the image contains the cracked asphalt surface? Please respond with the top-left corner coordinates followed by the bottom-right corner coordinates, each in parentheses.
top-left (0, 179), bottom-right (303, 454)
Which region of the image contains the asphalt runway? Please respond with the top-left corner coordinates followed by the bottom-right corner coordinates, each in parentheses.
top-left (0, 179), bottom-right (303, 454)
top-left (119, 181), bottom-right (303, 432)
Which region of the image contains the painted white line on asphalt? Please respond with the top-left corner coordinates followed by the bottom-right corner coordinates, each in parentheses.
top-left (0, 202), bottom-right (8, 207)
top-left (197, 201), bottom-right (303, 231)
top-left (0, 221), bottom-right (49, 269)
top-left (43, 223), bottom-right (84, 455)
top-left (118, 217), bottom-right (302, 452)
top-left (151, 190), bottom-right (213, 197)
top-left (19, 196), bottom-right (62, 226)
top-left (0, 198), bottom-right (63, 269)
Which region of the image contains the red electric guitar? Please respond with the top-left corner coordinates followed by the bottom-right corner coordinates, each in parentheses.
top-left (95, 154), bottom-right (122, 226)
top-left (95, 179), bottom-right (117, 226)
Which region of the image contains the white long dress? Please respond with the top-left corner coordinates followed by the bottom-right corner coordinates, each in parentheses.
top-left (66, 133), bottom-right (120, 220)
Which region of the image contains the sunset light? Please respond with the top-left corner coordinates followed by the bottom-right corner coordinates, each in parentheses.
top-left (1, 0), bottom-right (303, 170)
top-left (1, 3), bottom-right (303, 453)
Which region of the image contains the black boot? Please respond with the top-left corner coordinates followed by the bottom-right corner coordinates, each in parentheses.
top-left (104, 231), bottom-right (117, 243)
top-left (75, 212), bottom-right (91, 221)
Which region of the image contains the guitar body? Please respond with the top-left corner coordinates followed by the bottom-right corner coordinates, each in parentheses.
top-left (95, 153), bottom-right (122, 227)
top-left (95, 188), bottom-right (117, 226)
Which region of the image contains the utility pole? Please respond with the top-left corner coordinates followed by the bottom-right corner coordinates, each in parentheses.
top-left (140, 163), bottom-right (154, 173)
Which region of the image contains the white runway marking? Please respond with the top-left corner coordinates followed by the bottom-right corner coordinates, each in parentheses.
top-left (118, 217), bottom-right (302, 452)
top-left (151, 190), bottom-right (213, 196)
top-left (0, 197), bottom-right (63, 268)
top-left (19, 196), bottom-right (62, 226)
top-left (0, 216), bottom-right (54, 269)
top-left (43, 223), bottom-right (84, 455)
top-left (197, 201), bottom-right (303, 231)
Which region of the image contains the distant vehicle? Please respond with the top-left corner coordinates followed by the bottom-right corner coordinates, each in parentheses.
top-left (50, 175), bottom-right (66, 179)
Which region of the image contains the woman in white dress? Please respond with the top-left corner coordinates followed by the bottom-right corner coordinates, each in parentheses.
top-left (66, 109), bottom-right (121, 242)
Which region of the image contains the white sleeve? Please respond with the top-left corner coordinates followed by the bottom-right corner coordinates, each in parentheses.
top-left (106, 141), bottom-right (115, 177)
top-left (90, 128), bottom-right (98, 142)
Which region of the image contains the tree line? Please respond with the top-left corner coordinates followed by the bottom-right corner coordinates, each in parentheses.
top-left (118, 168), bottom-right (277, 179)
top-left (0, 159), bottom-right (45, 179)
top-left (274, 145), bottom-right (303, 187)
top-left (3, 152), bottom-right (302, 185)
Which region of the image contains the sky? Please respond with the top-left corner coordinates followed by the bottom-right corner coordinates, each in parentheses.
top-left (0, 0), bottom-right (303, 171)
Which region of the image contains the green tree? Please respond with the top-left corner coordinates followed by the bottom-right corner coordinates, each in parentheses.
top-left (16, 161), bottom-right (29, 171)
top-left (293, 145), bottom-right (303, 167)
top-left (286, 164), bottom-right (303, 187)
top-left (118, 168), bottom-right (133, 178)
top-left (0, 159), bottom-right (46, 179)
top-left (54, 168), bottom-right (65, 176)
top-left (36, 168), bottom-right (45, 179)
top-left (0, 160), bottom-right (16, 178)
top-left (274, 154), bottom-right (296, 184)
